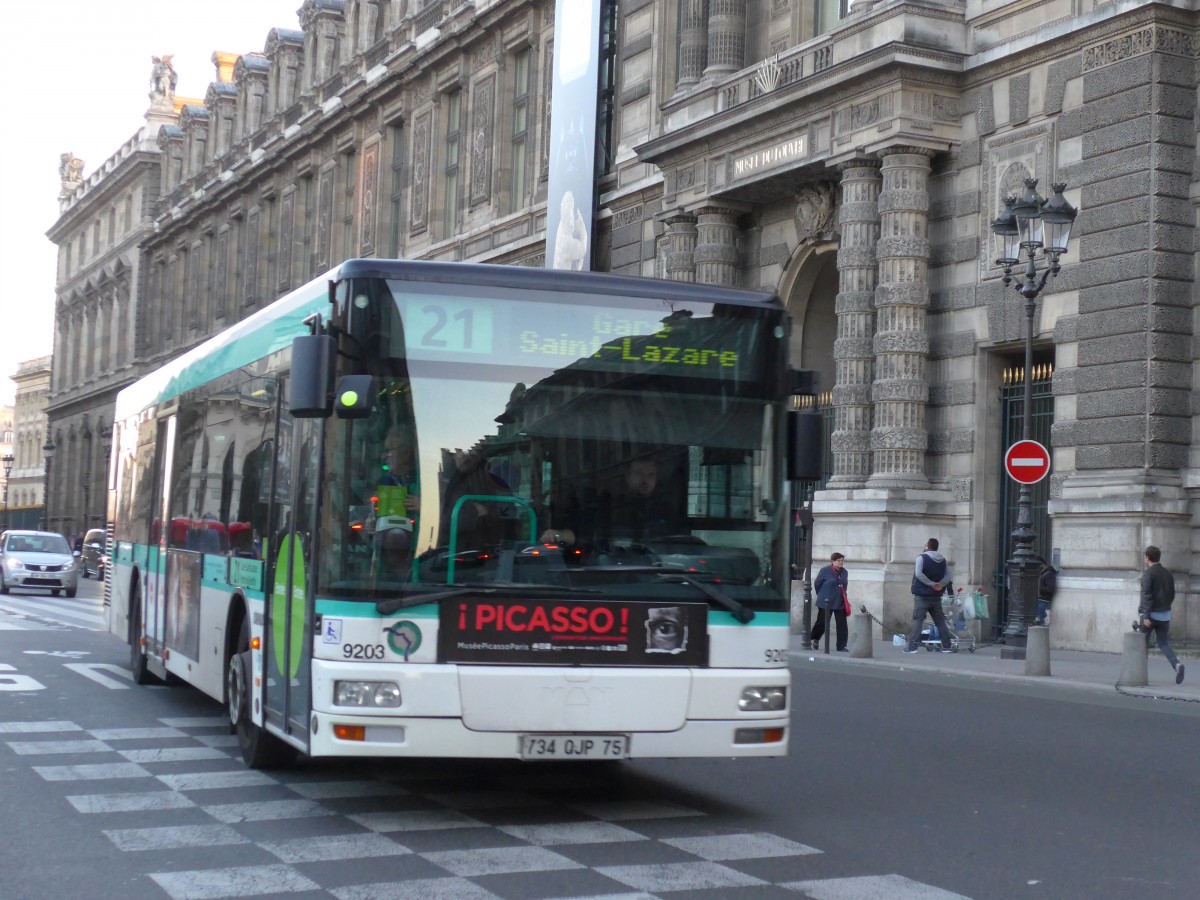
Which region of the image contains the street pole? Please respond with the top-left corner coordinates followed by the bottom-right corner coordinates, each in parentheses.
top-left (2, 453), bottom-right (13, 532)
top-left (1002, 289), bottom-right (1040, 647)
top-left (990, 180), bottom-right (1077, 649)
top-left (101, 425), bottom-right (112, 532)
top-left (41, 439), bottom-right (55, 532)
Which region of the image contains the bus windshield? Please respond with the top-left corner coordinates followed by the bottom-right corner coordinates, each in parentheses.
top-left (315, 278), bottom-right (791, 612)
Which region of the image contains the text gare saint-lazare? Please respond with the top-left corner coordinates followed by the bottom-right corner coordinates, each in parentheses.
top-left (518, 315), bottom-right (740, 368)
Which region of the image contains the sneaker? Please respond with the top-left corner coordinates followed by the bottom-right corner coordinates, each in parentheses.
top-left (836, 647), bottom-right (849, 652)
top-left (810, 640), bottom-right (819, 650)
top-left (939, 646), bottom-right (955, 653)
top-left (1176, 663), bottom-right (1185, 685)
top-left (902, 646), bottom-right (919, 654)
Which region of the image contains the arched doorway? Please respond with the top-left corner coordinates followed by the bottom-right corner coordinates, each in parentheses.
top-left (778, 241), bottom-right (838, 629)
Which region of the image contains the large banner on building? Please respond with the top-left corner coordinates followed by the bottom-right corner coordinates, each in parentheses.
top-left (545, 0), bottom-right (602, 272)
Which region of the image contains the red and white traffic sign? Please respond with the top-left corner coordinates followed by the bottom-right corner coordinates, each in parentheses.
top-left (1004, 439), bottom-right (1051, 484)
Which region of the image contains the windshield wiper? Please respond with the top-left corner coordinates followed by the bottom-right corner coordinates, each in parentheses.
top-left (542, 564), bottom-right (754, 622)
top-left (375, 582), bottom-right (601, 615)
top-left (655, 571), bottom-right (755, 623)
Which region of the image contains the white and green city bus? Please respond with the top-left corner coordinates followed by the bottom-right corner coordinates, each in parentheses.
top-left (105, 259), bottom-right (821, 767)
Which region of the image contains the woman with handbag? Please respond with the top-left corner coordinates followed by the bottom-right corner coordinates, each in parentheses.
top-left (809, 552), bottom-right (850, 652)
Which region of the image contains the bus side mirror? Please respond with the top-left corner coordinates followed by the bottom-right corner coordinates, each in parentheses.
top-left (787, 410), bottom-right (823, 482)
top-left (289, 335), bottom-right (337, 417)
top-left (334, 375), bottom-right (377, 419)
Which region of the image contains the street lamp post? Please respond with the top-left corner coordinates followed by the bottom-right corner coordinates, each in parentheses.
top-left (2, 453), bottom-right (13, 531)
top-left (990, 179), bottom-right (1077, 646)
top-left (41, 439), bottom-right (56, 532)
top-left (100, 425), bottom-right (112, 531)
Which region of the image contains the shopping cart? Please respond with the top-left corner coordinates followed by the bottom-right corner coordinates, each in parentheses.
top-left (918, 591), bottom-right (977, 653)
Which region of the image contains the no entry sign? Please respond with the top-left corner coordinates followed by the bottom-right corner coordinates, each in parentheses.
top-left (1005, 440), bottom-right (1051, 484)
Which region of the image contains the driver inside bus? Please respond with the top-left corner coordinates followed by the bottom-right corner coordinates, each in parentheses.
top-left (539, 455), bottom-right (686, 548)
top-left (378, 425), bottom-right (420, 515)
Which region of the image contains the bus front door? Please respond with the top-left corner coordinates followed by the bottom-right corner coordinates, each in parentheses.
top-left (263, 411), bottom-right (317, 754)
top-left (142, 416), bottom-right (175, 668)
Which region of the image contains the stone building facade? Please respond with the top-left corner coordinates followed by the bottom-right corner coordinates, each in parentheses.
top-left (52, 0), bottom-right (1200, 651)
top-left (44, 62), bottom-right (197, 538)
top-left (8, 357), bottom-right (52, 526)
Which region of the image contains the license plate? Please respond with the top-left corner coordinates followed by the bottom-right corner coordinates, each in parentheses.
top-left (519, 734), bottom-right (629, 760)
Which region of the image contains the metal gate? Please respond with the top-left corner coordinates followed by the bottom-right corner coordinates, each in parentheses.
top-left (993, 362), bottom-right (1054, 628)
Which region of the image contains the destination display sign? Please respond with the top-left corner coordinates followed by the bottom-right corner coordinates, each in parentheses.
top-left (396, 293), bottom-right (756, 376)
top-left (439, 597), bottom-right (709, 666)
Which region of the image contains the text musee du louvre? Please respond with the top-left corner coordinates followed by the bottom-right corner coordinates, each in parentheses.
top-left (732, 135), bottom-right (808, 179)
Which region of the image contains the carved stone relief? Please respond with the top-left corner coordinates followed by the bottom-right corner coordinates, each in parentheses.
top-left (470, 74), bottom-right (496, 206)
top-left (793, 182), bottom-right (836, 244)
top-left (411, 111), bottom-right (432, 234)
top-left (359, 136), bottom-right (380, 255)
top-left (979, 124), bottom-right (1052, 276)
top-left (280, 189), bottom-right (295, 288)
top-left (1083, 25), bottom-right (1197, 72)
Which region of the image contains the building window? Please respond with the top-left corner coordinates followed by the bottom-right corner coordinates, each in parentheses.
top-left (443, 89), bottom-right (461, 238)
top-left (342, 150), bottom-right (357, 260)
top-left (260, 200), bottom-right (277, 306)
top-left (302, 175), bottom-right (315, 278)
top-left (511, 48), bottom-right (531, 208)
top-left (388, 125), bottom-right (404, 256)
top-left (814, 0), bottom-right (848, 38)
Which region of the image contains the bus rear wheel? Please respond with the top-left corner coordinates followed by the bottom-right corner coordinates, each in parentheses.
top-left (228, 618), bottom-right (295, 769)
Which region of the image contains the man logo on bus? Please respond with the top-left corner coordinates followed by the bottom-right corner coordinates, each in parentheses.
top-left (384, 621), bottom-right (422, 661)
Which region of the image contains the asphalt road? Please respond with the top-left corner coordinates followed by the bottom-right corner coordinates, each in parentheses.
top-left (1, 578), bottom-right (1197, 899)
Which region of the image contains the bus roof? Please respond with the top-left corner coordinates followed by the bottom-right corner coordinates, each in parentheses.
top-left (114, 260), bottom-right (783, 420)
top-left (336, 259), bottom-right (781, 309)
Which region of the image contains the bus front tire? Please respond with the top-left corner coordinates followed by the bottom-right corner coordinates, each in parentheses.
top-left (228, 619), bottom-right (294, 769)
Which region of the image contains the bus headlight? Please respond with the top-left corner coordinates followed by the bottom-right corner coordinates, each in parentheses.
top-left (738, 686), bottom-right (786, 711)
top-left (334, 681), bottom-right (401, 708)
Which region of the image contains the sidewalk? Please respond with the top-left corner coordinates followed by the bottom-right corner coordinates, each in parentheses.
top-left (788, 631), bottom-right (1200, 702)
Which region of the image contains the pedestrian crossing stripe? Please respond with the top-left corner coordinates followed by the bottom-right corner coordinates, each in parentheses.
top-left (2, 716), bottom-right (974, 900)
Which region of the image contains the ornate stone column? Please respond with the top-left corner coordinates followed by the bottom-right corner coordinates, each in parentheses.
top-left (676, 0), bottom-right (709, 92)
top-left (663, 213), bottom-right (698, 282)
top-left (828, 159), bottom-right (881, 488)
top-left (694, 206), bottom-right (740, 286)
top-left (703, 0), bottom-right (746, 80)
top-left (869, 148), bottom-right (933, 488)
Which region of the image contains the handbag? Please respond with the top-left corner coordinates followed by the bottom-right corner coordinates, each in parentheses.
top-left (842, 586), bottom-right (851, 617)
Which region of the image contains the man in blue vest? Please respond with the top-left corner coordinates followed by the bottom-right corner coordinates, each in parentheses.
top-left (903, 538), bottom-right (955, 653)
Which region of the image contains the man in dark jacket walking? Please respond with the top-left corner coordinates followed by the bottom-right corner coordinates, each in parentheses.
top-left (809, 552), bottom-right (849, 652)
top-left (1034, 556), bottom-right (1057, 626)
top-left (904, 538), bottom-right (954, 653)
top-left (1137, 545), bottom-right (1183, 684)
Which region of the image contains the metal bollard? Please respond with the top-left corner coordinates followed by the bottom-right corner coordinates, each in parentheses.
top-left (1118, 629), bottom-right (1149, 687)
top-left (849, 613), bottom-right (873, 658)
top-left (1025, 625), bottom-right (1051, 676)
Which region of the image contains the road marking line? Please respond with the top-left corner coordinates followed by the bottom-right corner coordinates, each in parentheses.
top-left (65, 663), bottom-right (133, 690)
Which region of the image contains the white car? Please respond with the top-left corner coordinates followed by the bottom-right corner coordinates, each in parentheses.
top-left (0, 530), bottom-right (79, 597)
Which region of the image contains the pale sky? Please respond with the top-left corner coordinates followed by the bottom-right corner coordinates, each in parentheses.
top-left (0, 1), bottom-right (303, 405)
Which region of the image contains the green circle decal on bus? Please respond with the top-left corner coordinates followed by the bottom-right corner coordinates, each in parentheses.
top-left (271, 533), bottom-right (307, 679)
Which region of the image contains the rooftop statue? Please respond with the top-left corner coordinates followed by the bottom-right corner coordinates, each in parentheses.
top-left (58, 152), bottom-right (84, 186)
top-left (150, 54), bottom-right (178, 101)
